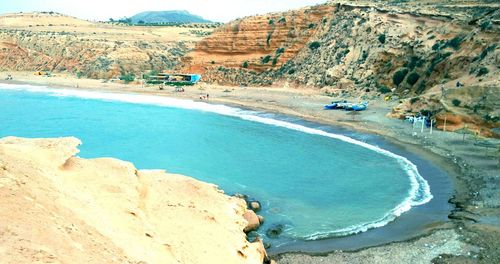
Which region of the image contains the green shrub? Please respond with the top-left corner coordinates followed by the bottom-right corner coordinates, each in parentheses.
top-left (474, 44), bottom-right (496, 62)
top-left (309, 41), bottom-right (321, 50)
top-left (407, 56), bottom-right (423, 70)
top-left (119, 73), bottom-right (135, 83)
top-left (266, 32), bottom-right (272, 46)
top-left (261, 55), bottom-right (272, 64)
top-left (276, 47), bottom-right (285, 54)
top-left (359, 50), bottom-right (368, 63)
top-left (406, 72), bottom-right (420, 86)
top-left (288, 68), bottom-right (296, 74)
top-left (445, 36), bottom-right (464, 50)
top-left (385, 61), bottom-right (393, 70)
top-left (143, 69), bottom-right (159, 79)
top-left (378, 34), bottom-right (386, 44)
top-left (420, 109), bottom-right (431, 116)
top-left (432, 42), bottom-right (441, 51)
top-left (95, 57), bottom-right (112, 71)
top-left (278, 17), bottom-right (286, 23)
top-left (393, 68), bottom-right (409, 86)
top-left (242, 61), bottom-right (249, 68)
top-left (427, 52), bottom-right (452, 75)
top-left (410, 97), bottom-right (420, 104)
top-left (272, 57), bottom-right (278, 66)
top-left (476, 67), bottom-right (489, 77)
top-left (379, 86), bottom-right (391, 94)
top-left (480, 21), bottom-right (492, 31)
top-left (269, 19), bottom-right (274, 25)
top-left (308, 23), bottom-right (316, 29)
top-left (452, 99), bottom-right (461, 107)
top-left (484, 114), bottom-right (499, 122)
top-left (416, 81), bottom-right (427, 94)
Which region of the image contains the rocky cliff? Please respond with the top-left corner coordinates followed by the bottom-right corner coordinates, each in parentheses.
top-left (182, 1), bottom-right (499, 136)
top-left (0, 137), bottom-right (267, 263)
top-left (183, 4), bottom-right (335, 76)
top-left (184, 1), bottom-right (498, 91)
top-left (0, 12), bottom-right (211, 79)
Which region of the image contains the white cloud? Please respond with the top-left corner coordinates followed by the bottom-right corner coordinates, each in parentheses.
top-left (0, 0), bottom-right (327, 22)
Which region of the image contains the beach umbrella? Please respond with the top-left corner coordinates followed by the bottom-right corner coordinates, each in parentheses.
top-left (346, 111), bottom-right (360, 121)
top-left (454, 126), bottom-right (475, 141)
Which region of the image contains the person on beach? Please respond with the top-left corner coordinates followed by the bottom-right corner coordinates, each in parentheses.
top-left (206, 94), bottom-right (209, 100)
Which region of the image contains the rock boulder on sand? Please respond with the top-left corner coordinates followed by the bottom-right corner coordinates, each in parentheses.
top-left (0, 137), bottom-right (266, 264)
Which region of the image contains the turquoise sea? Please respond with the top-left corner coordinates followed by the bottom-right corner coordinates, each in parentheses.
top-left (0, 84), bottom-right (432, 247)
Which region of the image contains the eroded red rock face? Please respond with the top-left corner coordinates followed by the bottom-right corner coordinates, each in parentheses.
top-left (183, 4), bottom-right (335, 74)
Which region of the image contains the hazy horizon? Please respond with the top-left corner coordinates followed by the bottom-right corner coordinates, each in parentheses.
top-left (0, 0), bottom-right (328, 22)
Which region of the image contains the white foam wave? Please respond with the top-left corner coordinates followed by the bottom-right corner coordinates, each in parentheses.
top-left (0, 83), bottom-right (433, 238)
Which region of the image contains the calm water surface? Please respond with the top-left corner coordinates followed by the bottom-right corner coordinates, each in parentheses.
top-left (0, 85), bottom-right (432, 247)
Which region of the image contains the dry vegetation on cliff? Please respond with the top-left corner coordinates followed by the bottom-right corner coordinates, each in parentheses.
top-left (0, 12), bottom-right (214, 79)
top-left (185, 2), bottom-right (498, 91)
top-left (182, 1), bottom-right (499, 136)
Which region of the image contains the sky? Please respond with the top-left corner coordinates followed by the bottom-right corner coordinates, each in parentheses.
top-left (0, 0), bottom-right (328, 22)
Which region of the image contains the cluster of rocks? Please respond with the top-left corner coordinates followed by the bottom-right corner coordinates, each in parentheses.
top-left (233, 193), bottom-right (280, 264)
top-left (234, 193), bottom-right (288, 253)
top-left (234, 193), bottom-right (265, 233)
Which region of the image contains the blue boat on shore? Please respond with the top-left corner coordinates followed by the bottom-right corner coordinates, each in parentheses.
top-left (348, 102), bottom-right (368, 111)
top-left (324, 103), bottom-right (338, 110)
top-left (324, 100), bottom-right (347, 110)
top-left (324, 101), bottom-right (368, 111)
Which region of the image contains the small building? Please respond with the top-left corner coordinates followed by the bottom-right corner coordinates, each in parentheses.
top-left (146, 73), bottom-right (201, 86)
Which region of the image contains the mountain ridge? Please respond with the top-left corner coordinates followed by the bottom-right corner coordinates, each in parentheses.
top-left (129, 10), bottom-right (212, 24)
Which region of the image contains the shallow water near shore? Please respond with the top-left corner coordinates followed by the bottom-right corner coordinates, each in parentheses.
top-left (0, 84), bottom-right (442, 249)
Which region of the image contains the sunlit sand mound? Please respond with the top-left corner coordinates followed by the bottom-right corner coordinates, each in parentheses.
top-left (0, 137), bottom-right (266, 264)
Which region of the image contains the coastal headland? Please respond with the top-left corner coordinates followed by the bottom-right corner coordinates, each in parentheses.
top-left (0, 136), bottom-right (268, 263)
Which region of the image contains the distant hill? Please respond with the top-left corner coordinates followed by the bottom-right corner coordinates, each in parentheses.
top-left (130, 10), bottom-right (212, 24)
top-left (0, 12), bottom-right (214, 80)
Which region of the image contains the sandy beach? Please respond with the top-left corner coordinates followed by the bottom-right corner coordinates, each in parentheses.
top-left (1, 71), bottom-right (499, 263)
